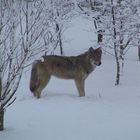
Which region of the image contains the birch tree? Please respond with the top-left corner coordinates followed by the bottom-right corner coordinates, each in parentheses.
top-left (46, 0), bottom-right (75, 55)
top-left (0, 0), bottom-right (76, 130)
top-left (77, 0), bottom-right (140, 85)
top-left (0, 0), bottom-right (48, 130)
top-left (77, 0), bottom-right (104, 45)
top-left (0, 0), bottom-right (30, 130)
top-left (104, 0), bottom-right (140, 85)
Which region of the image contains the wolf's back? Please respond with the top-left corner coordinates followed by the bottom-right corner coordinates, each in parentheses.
top-left (30, 61), bottom-right (38, 92)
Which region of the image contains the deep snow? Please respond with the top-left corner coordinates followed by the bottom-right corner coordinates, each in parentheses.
top-left (1, 17), bottom-right (140, 140)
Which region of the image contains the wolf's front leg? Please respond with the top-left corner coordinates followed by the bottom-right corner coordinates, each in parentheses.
top-left (75, 78), bottom-right (85, 97)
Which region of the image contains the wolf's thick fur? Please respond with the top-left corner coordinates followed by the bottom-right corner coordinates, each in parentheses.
top-left (30, 47), bottom-right (102, 98)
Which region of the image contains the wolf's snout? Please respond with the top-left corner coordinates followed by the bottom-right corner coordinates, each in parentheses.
top-left (95, 61), bottom-right (101, 66)
top-left (98, 62), bottom-right (101, 66)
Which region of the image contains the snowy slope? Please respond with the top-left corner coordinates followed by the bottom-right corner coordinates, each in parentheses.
top-left (1, 17), bottom-right (140, 140)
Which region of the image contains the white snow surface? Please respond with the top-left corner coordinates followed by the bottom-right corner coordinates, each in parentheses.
top-left (1, 17), bottom-right (140, 140)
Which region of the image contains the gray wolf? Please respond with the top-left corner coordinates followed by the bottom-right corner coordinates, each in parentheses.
top-left (30, 47), bottom-right (102, 98)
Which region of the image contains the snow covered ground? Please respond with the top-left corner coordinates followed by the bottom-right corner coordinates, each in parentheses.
top-left (1, 17), bottom-right (140, 140)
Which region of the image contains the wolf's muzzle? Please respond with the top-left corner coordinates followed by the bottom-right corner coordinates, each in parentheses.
top-left (98, 62), bottom-right (101, 66)
top-left (94, 62), bottom-right (101, 66)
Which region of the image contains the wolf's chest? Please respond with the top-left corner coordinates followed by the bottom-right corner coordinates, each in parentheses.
top-left (83, 65), bottom-right (96, 79)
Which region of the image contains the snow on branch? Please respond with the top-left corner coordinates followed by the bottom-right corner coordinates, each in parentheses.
top-left (0, 0), bottom-right (76, 110)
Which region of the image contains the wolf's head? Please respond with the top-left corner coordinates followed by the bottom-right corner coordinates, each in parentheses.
top-left (88, 47), bottom-right (102, 66)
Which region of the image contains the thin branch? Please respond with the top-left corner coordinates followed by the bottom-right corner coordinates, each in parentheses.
top-left (4, 97), bottom-right (16, 109)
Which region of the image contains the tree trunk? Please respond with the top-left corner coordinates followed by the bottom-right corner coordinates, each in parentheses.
top-left (58, 30), bottom-right (63, 55)
top-left (0, 109), bottom-right (4, 131)
top-left (114, 47), bottom-right (120, 85)
top-left (56, 23), bottom-right (63, 55)
top-left (111, 0), bottom-right (120, 85)
top-left (97, 30), bottom-right (103, 43)
top-left (119, 40), bottom-right (124, 74)
top-left (138, 46), bottom-right (140, 60)
top-left (0, 71), bottom-right (4, 131)
top-left (115, 58), bottom-right (120, 85)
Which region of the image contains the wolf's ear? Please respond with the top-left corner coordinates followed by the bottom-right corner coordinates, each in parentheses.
top-left (97, 47), bottom-right (101, 50)
top-left (88, 47), bottom-right (94, 52)
top-left (96, 47), bottom-right (102, 52)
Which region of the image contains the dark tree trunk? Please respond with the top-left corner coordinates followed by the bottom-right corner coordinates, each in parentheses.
top-left (89, 0), bottom-right (95, 10)
top-left (58, 30), bottom-right (63, 55)
top-left (120, 39), bottom-right (124, 74)
top-left (97, 30), bottom-right (103, 43)
top-left (111, 0), bottom-right (120, 85)
top-left (0, 109), bottom-right (4, 131)
top-left (0, 73), bottom-right (4, 131)
top-left (115, 56), bottom-right (120, 85)
top-left (138, 46), bottom-right (140, 60)
top-left (114, 44), bottom-right (120, 85)
top-left (56, 23), bottom-right (63, 55)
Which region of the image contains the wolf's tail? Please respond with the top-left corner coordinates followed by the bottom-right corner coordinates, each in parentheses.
top-left (30, 61), bottom-right (39, 92)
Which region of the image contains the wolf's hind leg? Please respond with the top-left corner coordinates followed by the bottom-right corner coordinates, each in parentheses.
top-left (75, 78), bottom-right (85, 97)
